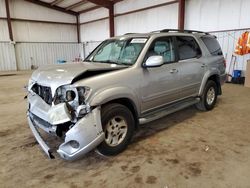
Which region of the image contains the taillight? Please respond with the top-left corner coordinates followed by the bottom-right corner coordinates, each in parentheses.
top-left (223, 59), bottom-right (226, 68)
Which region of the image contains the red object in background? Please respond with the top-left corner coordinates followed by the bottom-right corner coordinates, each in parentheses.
top-left (235, 31), bottom-right (250, 55)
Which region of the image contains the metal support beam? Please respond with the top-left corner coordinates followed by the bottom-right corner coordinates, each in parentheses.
top-left (87, 0), bottom-right (113, 8)
top-left (76, 15), bottom-right (81, 43)
top-left (109, 4), bottom-right (115, 37)
top-left (5, 0), bottom-right (13, 41)
top-left (178, 0), bottom-right (185, 30)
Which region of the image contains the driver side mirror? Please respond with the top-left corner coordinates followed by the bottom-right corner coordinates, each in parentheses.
top-left (143, 56), bottom-right (164, 68)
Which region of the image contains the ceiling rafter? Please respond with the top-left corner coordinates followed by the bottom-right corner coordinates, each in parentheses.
top-left (25, 0), bottom-right (124, 15)
top-left (65, 0), bottom-right (87, 10)
top-left (25, 0), bottom-right (78, 15)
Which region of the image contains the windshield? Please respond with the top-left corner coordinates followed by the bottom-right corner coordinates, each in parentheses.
top-left (85, 38), bottom-right (148, 65)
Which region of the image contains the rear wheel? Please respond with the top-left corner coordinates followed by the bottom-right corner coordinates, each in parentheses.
top-left (196, 80), bottom-right (218, 111)
top-left (97, 103), bottom-right (135, 156)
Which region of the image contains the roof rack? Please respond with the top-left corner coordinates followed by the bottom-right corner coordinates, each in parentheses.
top-left (154, 29), bottom-right (210, 35)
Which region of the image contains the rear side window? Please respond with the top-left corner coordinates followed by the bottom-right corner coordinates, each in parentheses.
top-left (176, 36), bottom-right (201, 60)
top-left (201, 37), bottom-right (223, 56)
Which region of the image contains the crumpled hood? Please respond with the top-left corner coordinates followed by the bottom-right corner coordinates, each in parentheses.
top-left (31, 62), bottom-right (125, 94)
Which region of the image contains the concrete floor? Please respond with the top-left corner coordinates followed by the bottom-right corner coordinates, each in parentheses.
top-left (0, 71), bottom-right (250, 188)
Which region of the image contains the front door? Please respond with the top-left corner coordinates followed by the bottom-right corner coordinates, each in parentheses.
top-left (140, 37), bottom-right (182, 114)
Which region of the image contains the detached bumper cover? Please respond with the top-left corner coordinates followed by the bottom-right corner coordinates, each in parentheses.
top-left (27, 105), bottom-right (104, 160)
top-left (57, 107), bottom-right (105, 160)
top-left (27, 114), bottom-right (55, 159)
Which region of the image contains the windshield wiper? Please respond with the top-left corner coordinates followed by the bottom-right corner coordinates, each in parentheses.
top-left (98, 60), bottom-right (118, 64)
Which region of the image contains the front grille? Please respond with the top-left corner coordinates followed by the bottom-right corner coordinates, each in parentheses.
top-left (32, 84), bottom-right (52, 105)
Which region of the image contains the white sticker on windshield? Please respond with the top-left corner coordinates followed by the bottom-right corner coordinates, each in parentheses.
top-left (131, 38), bottom-right (147, 43)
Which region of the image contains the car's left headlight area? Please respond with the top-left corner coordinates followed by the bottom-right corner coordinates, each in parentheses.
top-left (53, 85), bottom-right (92, 119)
top-left (54, 85), bottom-right (78, 107)
top-left (54, 85), bottom-right (91, 104)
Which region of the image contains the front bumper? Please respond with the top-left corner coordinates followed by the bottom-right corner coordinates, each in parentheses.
top-left (27, 93), bottom-right (105, 160)
top-left (27, 114), bottom-right (55, 159)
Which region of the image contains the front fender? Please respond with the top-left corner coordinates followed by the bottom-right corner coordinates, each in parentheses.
top-left (89, 86), bottom-right (140, 113)
top-left (199, 69), bottom-right (220, 96)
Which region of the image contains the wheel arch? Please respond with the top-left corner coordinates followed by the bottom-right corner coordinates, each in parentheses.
top-left (199, 71), bottom-right (222, 96)
top-left (102, 98), bottom-right (139, 129)
top-left (89, 87), bottom-right (140, 129)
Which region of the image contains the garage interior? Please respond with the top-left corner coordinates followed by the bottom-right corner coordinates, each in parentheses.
top-left (0, 0), bottom-right (250, 187)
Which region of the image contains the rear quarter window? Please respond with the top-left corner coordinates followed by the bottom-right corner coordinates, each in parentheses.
top-left (201, 37), bottom-right (223, 56)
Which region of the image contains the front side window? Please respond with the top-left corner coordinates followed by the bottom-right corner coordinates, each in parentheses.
top-left (86, 38), bottom-right (147, 65)
top-left (176, 36), bottom-right (201, 60)
top-left (146, 37), bottom-right (175, 63)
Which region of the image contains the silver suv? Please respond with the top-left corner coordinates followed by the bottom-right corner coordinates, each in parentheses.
top-left (27, 29), bottom-right (226, 160)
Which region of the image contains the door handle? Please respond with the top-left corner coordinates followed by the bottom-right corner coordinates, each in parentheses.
top-left (170, 69), bottom-right (178, 73)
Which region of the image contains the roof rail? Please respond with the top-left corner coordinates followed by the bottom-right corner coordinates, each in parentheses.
top-left (159, 29), bottom-right (210, 35)
top-left (124, 33), bottom-right (139, 35)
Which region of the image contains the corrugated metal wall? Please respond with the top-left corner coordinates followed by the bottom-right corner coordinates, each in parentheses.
top-left (79, 0), bottom-right (178, 42)
top-left (0, 0), bottom-right (81, 71)
top-left (0, 42), bottom-right (17, 71)
top-left (212, 29), bottom-right (250, 75)
top-left (15, 43), bottom-right (84, 70)
top-left (0, 42), bottom-right (84, 71)
top-left (114, 2), bottom-right (178, 35)
top-left (185, 0), bottom-right (250, 32)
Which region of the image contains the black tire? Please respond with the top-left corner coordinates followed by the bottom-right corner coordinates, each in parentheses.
top-left (196, 80), bottom-right (218, 111)
top-left (97, 103), bottom-right (135, 156)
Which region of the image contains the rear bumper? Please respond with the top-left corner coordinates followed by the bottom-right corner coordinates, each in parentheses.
top-left (27, 106), bottom-right (104, 161)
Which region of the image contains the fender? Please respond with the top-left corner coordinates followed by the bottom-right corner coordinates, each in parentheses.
top-left (89, 86), bottom-right (140, 114)
top-left (199, 68), bottom-right (220, 96)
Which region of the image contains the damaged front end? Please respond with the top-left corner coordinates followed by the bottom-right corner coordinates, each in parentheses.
top-left (27, 81), bottom-right (104, 160)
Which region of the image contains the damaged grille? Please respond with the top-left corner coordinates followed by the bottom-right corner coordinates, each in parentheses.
top-left (32, 84), bottom-right (53, 105)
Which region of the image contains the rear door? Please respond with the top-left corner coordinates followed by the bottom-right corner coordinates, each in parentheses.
top-left (175, 36), bottom-right (206, 98)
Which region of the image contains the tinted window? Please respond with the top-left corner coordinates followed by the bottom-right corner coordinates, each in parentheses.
top-left (201, 37), bottom-right (222, 56)
top-left (176, 36), bottom-right (201, 60)
top-left (146, 37), bottom-right (175, 63)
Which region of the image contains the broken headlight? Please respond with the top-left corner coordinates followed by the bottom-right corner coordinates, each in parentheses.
top-left (54, 85), bottom-right (76, 105)
top-left (54, 85), bottom-right (91, 105)
top-left (77, 86), bottom-right (91, 104)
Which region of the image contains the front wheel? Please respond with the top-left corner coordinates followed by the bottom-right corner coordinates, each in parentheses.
top-left (196, 80), bottom-right (218, 111)
top-left (97, 103), bottom-right (135, 156)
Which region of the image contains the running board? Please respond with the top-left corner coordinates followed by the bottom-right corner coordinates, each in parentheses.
top-left (139, 98), bottom-right (200, 124)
